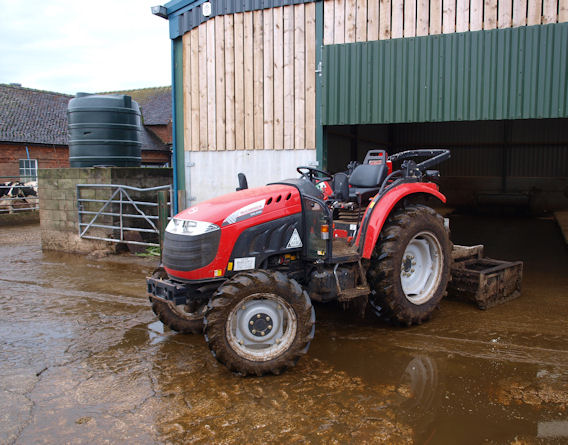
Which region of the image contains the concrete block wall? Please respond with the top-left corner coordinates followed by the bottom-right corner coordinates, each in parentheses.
top-left (39, 167), bottom-right (172, 253)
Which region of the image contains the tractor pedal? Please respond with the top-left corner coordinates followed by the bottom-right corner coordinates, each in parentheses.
top-left (338, 286), bottom-right (370, 302)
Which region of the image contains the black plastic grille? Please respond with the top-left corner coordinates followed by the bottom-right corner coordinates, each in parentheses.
top-left (162, 229), bottom-right (221, 272)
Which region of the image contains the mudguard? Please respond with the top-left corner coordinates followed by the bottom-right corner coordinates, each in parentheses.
top-left (356, 183), bottom-right (446, 259)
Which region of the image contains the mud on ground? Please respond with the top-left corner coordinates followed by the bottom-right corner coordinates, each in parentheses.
top-left (0, 215), bottom-right (567, 444)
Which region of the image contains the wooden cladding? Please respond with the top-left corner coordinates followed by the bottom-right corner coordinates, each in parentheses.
top-left (182, 4), bottom-right (316, 152)
top-left (323, 0), bottom-right (568, 43)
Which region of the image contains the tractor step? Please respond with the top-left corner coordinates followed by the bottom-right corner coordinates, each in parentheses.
top-left (338, 286), bottom-right (370, 302)
top-left (447, 245), bottom-right (523, 310)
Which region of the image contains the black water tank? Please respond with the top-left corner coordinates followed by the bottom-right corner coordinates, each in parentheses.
top-left (68, 93), bottom-right (142, 167)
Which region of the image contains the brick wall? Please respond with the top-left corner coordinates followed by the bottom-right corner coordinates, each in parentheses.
top-left (39, 167), bottom-right (172, 254)
top-left (0, 143), bottom-right (68, 178)
top-left (146, 123), bottom-right (173, 145)
top-left (142, 150), bottom-right (171, 165)
top-left (1, 142), bottom-right (170, 175)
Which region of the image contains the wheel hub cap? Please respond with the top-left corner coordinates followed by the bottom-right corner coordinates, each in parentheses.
top-left (248, 313), bottom-right (273, 337)
top-left (227, 293), bottom-right (297, 362)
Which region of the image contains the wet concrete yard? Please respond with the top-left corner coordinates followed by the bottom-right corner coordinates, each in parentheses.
top-left (1, 215), bottom-right (567, 444)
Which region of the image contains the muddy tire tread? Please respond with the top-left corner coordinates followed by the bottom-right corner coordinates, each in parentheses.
top-left (367, 204), bottom-right (451, 326)
top-left (204, 270), bottom-right (315, 376)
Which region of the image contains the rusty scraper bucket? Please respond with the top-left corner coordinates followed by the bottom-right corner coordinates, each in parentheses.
top-left (446, 245), bottom-right (523, 310)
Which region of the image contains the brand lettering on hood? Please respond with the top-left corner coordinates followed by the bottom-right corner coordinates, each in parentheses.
top-left (222, 199), bottom-right (265, 226)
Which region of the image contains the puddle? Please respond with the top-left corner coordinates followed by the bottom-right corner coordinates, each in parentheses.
top-left (0, 216), bottom-right (566, 444)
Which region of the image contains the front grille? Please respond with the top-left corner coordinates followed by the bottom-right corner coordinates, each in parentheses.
top-left (162, 229), bottom-right (221, 272)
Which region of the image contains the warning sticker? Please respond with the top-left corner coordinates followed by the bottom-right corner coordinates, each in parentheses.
top-left (286, 228), bottom-right (303, 249)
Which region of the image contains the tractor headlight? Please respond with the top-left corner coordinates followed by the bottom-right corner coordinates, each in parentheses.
top-left (166, 218), bottom-right (220, 236)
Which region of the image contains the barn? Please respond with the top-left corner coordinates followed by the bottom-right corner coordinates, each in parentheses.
top-left (154, 0), bottom-right (568, 216)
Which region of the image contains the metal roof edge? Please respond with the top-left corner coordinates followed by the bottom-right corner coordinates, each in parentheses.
top-left (163, 0), bottom-right (320, 39)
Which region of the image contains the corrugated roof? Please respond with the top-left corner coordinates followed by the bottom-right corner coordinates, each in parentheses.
top-left (0, 84), bottom-right (71, 145)
top-left (0, 84), bottom-right (170, 151)
top-left (106, 86), bottom-right (172, 126)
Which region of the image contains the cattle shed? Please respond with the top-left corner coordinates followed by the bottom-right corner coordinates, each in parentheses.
top-left (156, 0), bottom-right (568, 213)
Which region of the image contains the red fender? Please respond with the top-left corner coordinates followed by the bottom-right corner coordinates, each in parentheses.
top-left (356, 183), bottom-right (446, 259)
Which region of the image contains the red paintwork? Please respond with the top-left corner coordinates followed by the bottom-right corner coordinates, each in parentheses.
top-left (165, 184), bottom-right (302, 281)
top-left (355, 183), bottom-right (446, 259)
top-left (333, 229), bottom-right (348, 238)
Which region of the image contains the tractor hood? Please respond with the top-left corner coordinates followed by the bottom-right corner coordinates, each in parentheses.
top-left (173, 184), bottom-right (302, 228)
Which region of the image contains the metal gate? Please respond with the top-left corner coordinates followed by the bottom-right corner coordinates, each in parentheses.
top-left (77, 184), bottom-right (172, 247)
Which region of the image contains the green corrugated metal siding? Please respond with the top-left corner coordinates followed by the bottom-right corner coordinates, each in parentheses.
top-left (322, 23), bottom-right (568, 125)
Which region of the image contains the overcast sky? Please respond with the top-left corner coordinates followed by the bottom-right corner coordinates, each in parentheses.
top-left (0, 0), bottom-right (171, 95)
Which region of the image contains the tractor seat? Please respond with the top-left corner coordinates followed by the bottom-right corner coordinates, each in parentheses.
top-left (348, 164), bottom-right (389, 203)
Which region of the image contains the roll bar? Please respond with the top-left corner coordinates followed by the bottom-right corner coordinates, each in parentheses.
top-left (388, 149), bottom-right (451, 172)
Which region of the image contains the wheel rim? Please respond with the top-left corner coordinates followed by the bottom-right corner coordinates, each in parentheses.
top-left (226, 293), bottom-right (297, 362)
top-left (400, 231), bottom-right (443, 305)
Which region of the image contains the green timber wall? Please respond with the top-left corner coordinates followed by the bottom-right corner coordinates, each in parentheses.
top-left (322, 23), bottom-right (568, 125)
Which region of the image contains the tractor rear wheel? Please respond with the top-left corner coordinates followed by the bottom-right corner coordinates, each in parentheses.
top-left (367, 204), bottom-right (451, 326)
top-left (150, 268), bottom-right (205, 334)
top-left (204, 270), bottom-right (315, 376)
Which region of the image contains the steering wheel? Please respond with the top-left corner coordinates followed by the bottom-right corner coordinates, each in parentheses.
top-left (297, 166), bottom-right (333, 183)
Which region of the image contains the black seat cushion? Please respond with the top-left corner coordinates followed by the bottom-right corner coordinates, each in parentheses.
top-left (348, 164), bottom-right (388, 188)
top-left (348, 164), bottom-right (388, 203)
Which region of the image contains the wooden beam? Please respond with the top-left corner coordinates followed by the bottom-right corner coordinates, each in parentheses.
top-left (430, 0), bottom-right (442, 34)
top-left (442, 0), bottom-right (456, 33)
top-left (346, 0), bottom-right (356, 43)
top-left (404, 0), bottom-right (417, 37)
top-left (198, 24), bottom-right (208, 151)
top-left (244, 11), bottom-right (254, 150)
top-left (560, 0), bottom-right (568, 22)
top-left (305, 2), bottom-right (316, 150)
top-left (335, 0), bottom-right (346, 44)
top-left (294, 4), bottom-right (305, 150)
top-left (470, 0), bottom-right (484, 30)
top-left (417, 0), bottom-right (430, 36)
top-left (225, 15), bottom-right (235, 151)
top-left (498, 0), bottom-right (513, 28)
top-left (283, 5), bottom-right (294, 150)
top-left (273, 7), bottom-right (284, 150)
top-left (456, 0), bottom-right (470, 31)
top-left (392, 0), bottom-right (404, 38)
top-left (542, 0), bottom-right (557, 23)
top-left (368, 0), bottom-right (379, 40)
top-left (263, 8), bottom-right (274, 151)
top-left (379, 0), bottom-right (392, 39)
top-left (190, 29), bottom-right (200, 151)
top-left (527, 0), bottom-right (542, 25)
top-left (206, 19), bottom-right (216, 150)
top-left (484, 0), bottom-right (498, 29)
top-left (324, 0), bottom-right (335, 45)
top-left (215, 16), bottom-right (226, 151)
top-left (234, 13), bottom-right (245, 150)
top-left (356, 0), bottom-right (368, 42)
top-left (253, 10), bottom-right (264, 150)
top-left (182, 32), bottom-right (191, 152)
top-left (512, 0), bottom-right (528, 27)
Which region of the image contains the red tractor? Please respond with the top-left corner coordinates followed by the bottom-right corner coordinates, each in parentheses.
top-left (147, 149), bottom-right (452, 376)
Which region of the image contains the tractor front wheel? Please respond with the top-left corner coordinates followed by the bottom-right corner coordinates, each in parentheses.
top-left (367, 204), bottom-right (451, 326)
top-left (204, 270), bottom-right (315, 376)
